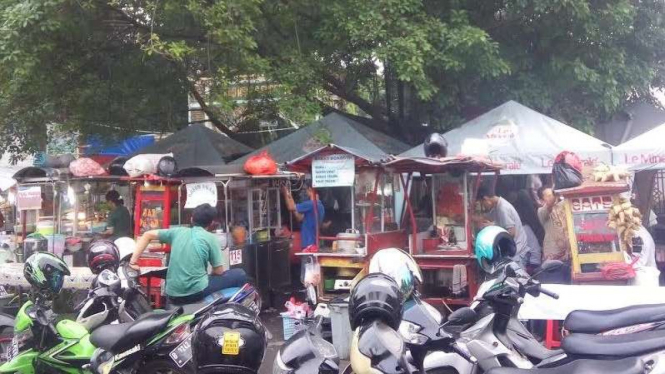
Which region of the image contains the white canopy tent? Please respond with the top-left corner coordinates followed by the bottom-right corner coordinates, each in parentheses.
top-left (402, 101), bottom-right (612, 175)
top-left (613, 123), bottom-right (665, 171)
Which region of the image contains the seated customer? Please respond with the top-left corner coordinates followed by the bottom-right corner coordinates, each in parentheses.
top-left (129, 204), bottom-right (248, 304)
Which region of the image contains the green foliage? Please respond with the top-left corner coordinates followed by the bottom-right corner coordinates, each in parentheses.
top-left (0, 0), bottom-right (664, 153)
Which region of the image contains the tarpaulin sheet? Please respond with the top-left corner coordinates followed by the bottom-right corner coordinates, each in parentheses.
top-left (401, 101), bottom-right (612, 175)
top-left (613, 122), bottom-right (665, 171)
top-left (84, 135), bottom-right (155, 157)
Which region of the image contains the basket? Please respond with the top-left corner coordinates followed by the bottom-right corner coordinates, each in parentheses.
top-left (281, 313), bottom-right (307, 341)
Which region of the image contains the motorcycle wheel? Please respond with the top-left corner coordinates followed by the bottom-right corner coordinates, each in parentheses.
top-left (0, 326), bottom-right (12, 363)
top-left (139, 359), bottom-right (190, 374)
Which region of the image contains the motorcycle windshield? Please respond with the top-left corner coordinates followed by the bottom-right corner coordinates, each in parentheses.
top-left (358, 321), bottom-right (406, 373)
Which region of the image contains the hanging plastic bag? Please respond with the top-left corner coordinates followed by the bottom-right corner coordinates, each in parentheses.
top-left (69, 158), bottom-right (106, 177)
top-left (243, 151), bottom-right (278, 175)
top-left (553, 151), bottom-right (583, 190)
top-left (300, 255), bottom-right (321, 286)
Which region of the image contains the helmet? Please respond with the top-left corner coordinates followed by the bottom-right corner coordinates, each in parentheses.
top-left (369, 248), bottom-right (422, 301)
top-left (192, 303), bottom-right (267, 373)
top-left (113, 237), bottom-right (136, 262)
top-left (423, 133), bottom-right (448, 158)
top-left (349, 273), bottom-right (403, 330)
top-left (87, 240), bottom-right (120, 275)
top-left (157, 156), bottom-right (178, 177)
top-left (24, 252), bottom-right (70, 299)
top-left (475, 226), bottom-right (516, 273)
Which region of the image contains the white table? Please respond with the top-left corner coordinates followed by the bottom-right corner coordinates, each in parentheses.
top-left (0, 263), bottom-right (165, 290)
top-left (518, 284), bottom-right (665, 320)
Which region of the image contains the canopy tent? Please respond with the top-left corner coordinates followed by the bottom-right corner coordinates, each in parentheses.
top-left (135, 124), bottom-right (253, 170)
top-left (233, 112), bottom-right (410, 165)
top-left (613, 123), bottom-right (665, 171)
top-left (401, 101), bottom-right (612, 175)
top-left (0, 154), bottom-right (34, 191)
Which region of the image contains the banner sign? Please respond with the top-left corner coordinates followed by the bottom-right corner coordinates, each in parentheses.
top-left (185, 183), bottom-right (217, 209)
top-left (312, 154), bottom-right (355, 187)
top-left (16, 186), bottom-right (42, 211)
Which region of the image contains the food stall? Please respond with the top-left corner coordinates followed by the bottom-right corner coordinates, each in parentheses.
top-left (286, 145), bottom-right (408, 301)
top-left (556, 182), bottom-right (632, 284)
top-left (382, 156), bottom-right (501, 306)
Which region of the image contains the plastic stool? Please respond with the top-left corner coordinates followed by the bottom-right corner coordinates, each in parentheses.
top-left (545, 320), bottom-right (562, 348)
top-left (149, 288), bottom-right (163, 309)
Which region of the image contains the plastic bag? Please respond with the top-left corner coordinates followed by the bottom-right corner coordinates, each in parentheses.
top-left (243, 151), bottom-right (278, 175)
top-left (123, 153), bottom-right (173, 177)
top-left (300, 255), bottom-right (321, 286)
top-left (553, 151), bottom-right (583, 190)
top-left (69, 158), bottom-right (106, 177)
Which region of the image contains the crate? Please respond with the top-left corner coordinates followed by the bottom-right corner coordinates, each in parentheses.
top-left (138, 257), bottom-right (163, 288)
top-left (281, 314), bottom-right (307, 341)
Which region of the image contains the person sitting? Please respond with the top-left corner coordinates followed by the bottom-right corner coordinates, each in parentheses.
top-left (129, 203), bottom-right (248, 304)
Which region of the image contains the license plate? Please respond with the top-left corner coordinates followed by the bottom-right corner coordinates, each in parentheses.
top-left (169, 334), bottom-right (192, 368)
top-left (6, 337), bottom-right (18, 362)
top-left (222, 332), bottom-right (240, 355)
top-left (229, 250), bottom-right (242, 266)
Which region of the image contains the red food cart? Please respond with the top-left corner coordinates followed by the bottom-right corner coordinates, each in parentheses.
top-left (383, 156), bottom-right (501, 307)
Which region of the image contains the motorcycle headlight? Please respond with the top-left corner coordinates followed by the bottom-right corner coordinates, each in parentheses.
top-left (272, 350), bottom-right (292, 374)
top-left (398, 321), bottom-right (428, 345)
top-left (90, 348), bottom-right (114, 374)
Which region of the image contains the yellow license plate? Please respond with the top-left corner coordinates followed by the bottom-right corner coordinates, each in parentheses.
top-left (222, 332), bottom-right (241, 355)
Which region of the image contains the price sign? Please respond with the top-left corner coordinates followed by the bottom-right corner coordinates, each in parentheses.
top-left (312, 154), bottom-right (355, 188)
top-left (16, 186), bottom-right (42, 211)
top-left (229, 249), bottom-right (243, 266)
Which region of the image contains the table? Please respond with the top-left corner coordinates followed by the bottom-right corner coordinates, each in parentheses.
top-left (0, 263), bottom-right (164, 290)
top-left (518, 284), bottom-right (665, 320)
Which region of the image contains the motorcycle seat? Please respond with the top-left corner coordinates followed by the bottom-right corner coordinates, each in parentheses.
top-left (165, 287), bottom-right (242, 315)
top-left (563, 329), bottom-right (665, 357)
top-left (486, 357), bottom-right (644, 374)
top-left (564, 303), bottom-right (665, 333)
top-left (90, 308), bottom-right (181, 353)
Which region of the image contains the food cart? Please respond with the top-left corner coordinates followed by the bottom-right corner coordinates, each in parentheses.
top-left (557, 182), bottom-right (632, 284)
top-left (286, 145), bottom-right (408, 301)
top-left (382, 156), bottom-right (501, 306)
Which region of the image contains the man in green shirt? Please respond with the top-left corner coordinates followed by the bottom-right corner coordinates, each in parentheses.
top-left (103, 190), bottom-right (132, 239)
top-left (129, 204), bottom-right (247, 304)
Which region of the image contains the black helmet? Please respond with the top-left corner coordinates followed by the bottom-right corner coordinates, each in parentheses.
top-left (24, 252), bottom-right (70, 299)
top-left (192, 303), bottom-right (267, 373)
top-left (157, 156), bottom-right (178, 177)
top-left (87, 239), bottom-right (120, 275)
top-left (349, 273), bottom-right (403, 330)
top-left (423, 133), bottom-right (448, 158)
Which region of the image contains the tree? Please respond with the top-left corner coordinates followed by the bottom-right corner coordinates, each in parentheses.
top-left (1, 0), bottom-right (664, 157)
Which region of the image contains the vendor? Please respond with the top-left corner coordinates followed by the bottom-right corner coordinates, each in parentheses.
top-left (103, 190), bottom-right (131, 239)
top-left (282, 184), bottom-right (325, 251)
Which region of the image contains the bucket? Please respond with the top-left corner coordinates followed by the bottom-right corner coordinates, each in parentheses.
top-left (329, 297), bottom-right (352, 360)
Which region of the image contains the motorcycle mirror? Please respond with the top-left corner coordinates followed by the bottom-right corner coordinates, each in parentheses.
top-left (444, 307), bottom-right (477, 326)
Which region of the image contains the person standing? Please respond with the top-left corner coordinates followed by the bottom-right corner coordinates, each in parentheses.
top-left (537, 187), bottom-right (570, 263)
top-left (282, 184), bottom-right (325, 251)
top-left (476, 186), bottom-right (531, 267)
top-left (129, 204), bottom-right (247, 304)
top-left (103, 190), bottom-right (132, 239)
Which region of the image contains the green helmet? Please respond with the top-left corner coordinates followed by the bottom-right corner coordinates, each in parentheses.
top-left (475, 226), bottom-right (516, 273)
top-left (24, 252), bottom-right (70, 299)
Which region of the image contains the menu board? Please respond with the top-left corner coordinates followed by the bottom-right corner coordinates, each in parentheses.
top-left (570, 195), bottom-right (619, 254)
top-left (139, 200), bottom-right (164, 235)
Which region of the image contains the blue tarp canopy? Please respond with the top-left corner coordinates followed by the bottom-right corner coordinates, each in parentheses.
top-left (84, 135), bottom-right (155, 157)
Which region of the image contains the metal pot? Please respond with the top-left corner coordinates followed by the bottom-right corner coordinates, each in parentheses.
top-left (336, 229), bottom-right (360, 254)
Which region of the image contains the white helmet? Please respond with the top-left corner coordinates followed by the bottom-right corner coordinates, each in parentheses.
top-left (114, 237), bottom-right (136, 262)
top-left (369, 248), bottom-right (423, 300)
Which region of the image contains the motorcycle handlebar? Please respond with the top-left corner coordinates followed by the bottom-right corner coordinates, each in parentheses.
top-left (540, 286), bottom-right (559, 300)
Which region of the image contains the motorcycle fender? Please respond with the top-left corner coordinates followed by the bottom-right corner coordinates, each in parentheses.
top-left (0, 350), bottom-right (38, 374)
top-left (0, 312), bottom-right (14, 329)
top-left (423, 349), bottom-right (474, 373)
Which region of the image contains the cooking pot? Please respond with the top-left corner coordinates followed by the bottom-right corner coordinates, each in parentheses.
top-left (336, 229), bottom-right (361, 254)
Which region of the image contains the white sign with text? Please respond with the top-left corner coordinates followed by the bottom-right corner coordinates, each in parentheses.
top-left (185, 183), bottom-right (217, 209)
top-left (312, 154), bottom-right (355, 187)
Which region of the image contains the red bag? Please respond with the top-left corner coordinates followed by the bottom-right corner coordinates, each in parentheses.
top-left (69, 158), bottom-right (106, 177)
top-left (554, 151), bottom-right (583, 174)
top-left (243, 151), bottom-right (278, 175)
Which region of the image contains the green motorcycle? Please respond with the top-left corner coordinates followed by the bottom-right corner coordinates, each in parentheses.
top-left (1, 296), bottom-right (195, 374)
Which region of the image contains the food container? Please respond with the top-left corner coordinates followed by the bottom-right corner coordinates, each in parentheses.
top-left (36, 221), bottom-right (55, 236)
top-left (65, 237), bottom-right (82, 252)
top-left (336, 229), bottom-right (360, 254)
